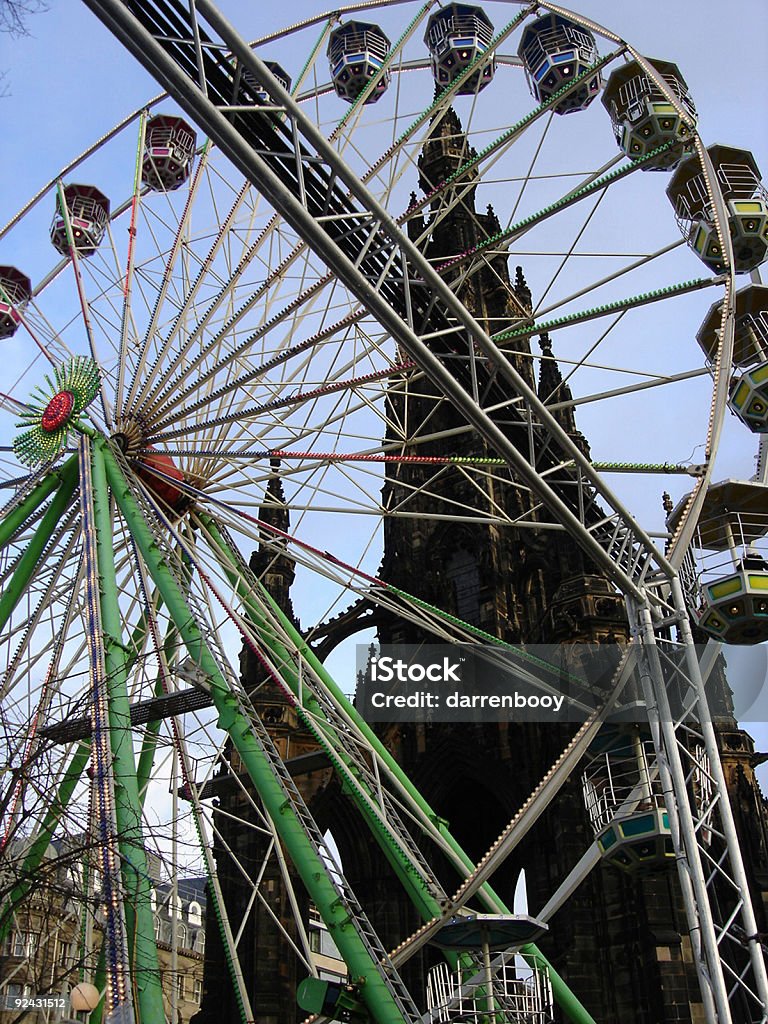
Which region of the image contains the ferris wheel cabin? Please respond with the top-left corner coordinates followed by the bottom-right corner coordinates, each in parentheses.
top-left (424, 4), bottom-right (496, 95)
top-left (518, 12), bottom-right (602, 114)
top-left (601, 57), bottom-right (696, 171)
top-left (327, 21), bottom-right (391, 104)
top-left (50, 183), bottom-right (110, 257)
top-left (236, 60), bottom-right (292, 105)
top-left (0, 266), bottom-right (31, 339)
top-left (141, 114), bottom-right (197, 192)
top-left (582, 729), bottom-right (676, 873)
top-left (667, 144), bottom-right (768, 274)
top-left (669, 480), bottom-right (768, 644)
top-left (721, 288), bottom-right (768, 433)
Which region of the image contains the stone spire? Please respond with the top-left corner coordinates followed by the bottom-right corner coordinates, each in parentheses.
top-left (418, 106), bottom-right (479, 208)
top-left (406, 191), bottom-right (426, 245)
top-left (252, 457), bottom-right (296, 619)
top-left (537, 332), bottom-right (590, 458)
top-left (484, 203), bottom-right (501, 234)
top-left (258, 456), bottom-right (289, 540)
top-left (513, 266), bottom-right (532, 315)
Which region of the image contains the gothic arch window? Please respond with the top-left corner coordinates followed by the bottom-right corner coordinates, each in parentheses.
top-left (188, 900), bottom-right (202, 926)
top-left (446, 547), bottom-right (481, 625)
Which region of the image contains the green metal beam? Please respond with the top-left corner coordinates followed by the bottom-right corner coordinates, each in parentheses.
top-left (102, 440), bottom-right (414, 1024)
top-left (198, 513), bottom-right (597, 1024)
top-left (90, 442), bottom-right (166, 1023)
top-left (0, 458), bottom-right (79, 632)
top-left (0, 455), bottom-right (78, 551)
top-left (135, 605), bottom-right (171, 803)
top-left (0, 584), bottom-right (159, 1021)
top-left (93, 608), bottom-right (172, 1024)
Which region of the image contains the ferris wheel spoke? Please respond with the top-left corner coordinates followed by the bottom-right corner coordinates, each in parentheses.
top-left (531, 237), bottom-right (687, 321)
top-left (122, 141), bottom-right (213, 416)
top-left (153, 360), bottom-right (412, 442)
top-left (134, 179), bottom-right (259, 411)
top-left (438, 138), bottom-right (684, 286)
top-left (114, 111), bottom-right (150, 423)
top-left (0, 547), bottom-right (86, 851)
top-left (145, 268), bottom-right (355, 428)
top-left (495, 275), bottom-right (722, 347)
top-left (175, 273), bottom-right (357, 445)
top-left (359, 5), bottom-right (535, 191)
top-left (0, 524), bottom-right (82, 705)
top-left (375, 50), bottom-right (622, 235)
top-left (142, 232), bottom-right (332, 425)
top-left (138, 33), bottom-right (606, 436)
top-left (134, 23), bottom-right (606, 444)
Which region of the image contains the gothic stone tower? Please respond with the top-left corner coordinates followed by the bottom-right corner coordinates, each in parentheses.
top-left (197, 109), bottom-right (768, 1024)
top-left (341, 107), bottom-right (701, 1022)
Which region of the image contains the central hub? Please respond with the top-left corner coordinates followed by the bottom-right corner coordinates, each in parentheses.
top-left (41, 390), bottom-right (75, 433)
top-left (111, 416), bottom-right (188, 511)
top-left (137, 447), bottom-right (186, 509)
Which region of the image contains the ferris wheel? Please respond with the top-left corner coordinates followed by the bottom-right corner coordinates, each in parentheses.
top-left (1, 2), bottom-right (767, 1023)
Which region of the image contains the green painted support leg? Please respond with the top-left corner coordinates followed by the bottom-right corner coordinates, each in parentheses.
top-left (0, 457), bottom-right (78, 632)
top-left (90, 442), bottom-right (167, 1023)
top-left (0, 454), bottom-right (79, 550)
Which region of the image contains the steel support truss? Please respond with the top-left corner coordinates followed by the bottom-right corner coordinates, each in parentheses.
top-left (75, 2), bottom-right (768, 1021)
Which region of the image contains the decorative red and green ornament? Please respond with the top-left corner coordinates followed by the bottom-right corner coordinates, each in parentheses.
top-left (14, 357), bottom-right (101, 465)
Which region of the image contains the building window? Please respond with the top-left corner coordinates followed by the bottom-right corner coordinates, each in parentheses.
top-left (192, 978), bottom-right (203, 1003)
top-left (309, 924), bottom-right (341, 959)
top-left (174, 924), bottom-right (187, 949)
top-left (194, 930), bottom-right (205, 953)
top-left (188, 900), bottom-right (202, 927)
top-left (2, 984), bottom-right (32, 1009)
top-left (12, 931), bottom-right (36, 958)
top-left (167, 894), bottom-right (183, 919)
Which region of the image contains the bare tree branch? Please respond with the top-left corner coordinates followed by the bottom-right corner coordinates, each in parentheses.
top-left (0, 0), bottom-right (48, 38)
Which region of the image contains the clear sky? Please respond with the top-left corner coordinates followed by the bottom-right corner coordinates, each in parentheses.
top-left (1, 1), bottom-right (768, 769)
